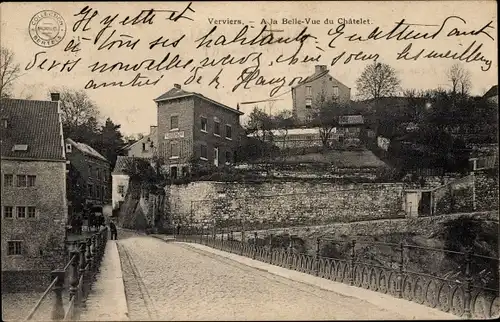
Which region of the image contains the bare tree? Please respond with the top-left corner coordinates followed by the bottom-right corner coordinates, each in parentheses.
top-left (356, 62), bottom-right (401, 100)
top-left (273, 110), bottom-right (294, 150)
top-left (312, 94), bottom-right (343, 149)
top-left (50, 87), bottom-right (100, 127)
top-left (0, 46), bottom-right (21, 99)
top-left (446, 63), bottom-right (472, 95)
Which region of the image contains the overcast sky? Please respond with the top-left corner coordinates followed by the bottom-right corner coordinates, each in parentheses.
top-left (2, 1), bottom-right (497, 135)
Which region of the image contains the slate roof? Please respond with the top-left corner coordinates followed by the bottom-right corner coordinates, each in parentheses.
top-left (483, 85), bottom-right (498, 99)
top-left (112, 155), bottom-right (149, 175)
top-left (154, 87), bottom-right (244, 115)
top-left (1, 98), bottom-right (65, 161)
top-left (66, 138), bottom-right (109, 163)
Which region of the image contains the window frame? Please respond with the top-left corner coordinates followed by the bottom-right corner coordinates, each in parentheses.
top-left (333, 86), bottom-right (339, 97)
top-left (305, 98), bottom-right (312, 109)
top-left (170, 142), bottom-right (180, 159)
top-left (200, 144), bottom-right (208, 160)
top-left (200, 116), bottom-right (208, 133)
top-left (3, 206), bottom-right (13, 219)
top-left (3, 174), bottom-right (13, 187)
top-left (213, 121), bottom-right (221, 137)
top-left (225, 124), bottom-right (232, 140)
top-left (27, 206), bottom-right (36, 218)
top-left (16, 175), bottom-right (27, 187)
top-left (170, 115), bottom-right (179, 131)
top-left (306, 86), bottom-right (312, 97)
top-left (7, 240), bottom-right (23, 256)
top-left (225, 151), bottom-right (232, 165)
top-left (17, 206), bottom-right (26, 218)
top-left (27, 175), bottom-right (36, 187)
top-left (118, 185), bottom-right (125, 194)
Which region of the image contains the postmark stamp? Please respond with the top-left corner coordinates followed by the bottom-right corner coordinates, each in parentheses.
top-left (29, 10), bottom-right (66, 48)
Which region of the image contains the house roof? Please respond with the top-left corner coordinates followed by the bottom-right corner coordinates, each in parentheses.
top-left (483, 85), bottom-right (498, 99)
top-left (66, 138), bottom-right (109, 162)
top-left (338, 115), bottom-right (364, 125)
top-left (1, 98), bottom-right (65, 161)
top-left (123, 127), bottom-right (157, 151)
top-left (154, 87), bottom-right (244, 115)
top-left (291, 68), bottom-right (348, 90)
top-left (112, 155), bottom-right (149, 175)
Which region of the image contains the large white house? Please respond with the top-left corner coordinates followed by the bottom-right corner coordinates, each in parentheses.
top-left (112, 156), bottom-right (132, 210)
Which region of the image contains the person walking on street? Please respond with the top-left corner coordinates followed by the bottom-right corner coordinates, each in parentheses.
top-left (176, 224), bottom-right (181, 236)
top-left (109, 220), bottom-right (118, 240)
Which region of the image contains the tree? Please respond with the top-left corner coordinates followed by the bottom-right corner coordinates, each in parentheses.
top-left (311, 94), bottom-right (343, 149)
top-left (0, 46), bottom-right (21, 99)
top-left (96, 118), bottom-right (126, 168)
top-left (446, 63), bottom-right (472, 95)
top-left (245, 107), bottom-right (275, 142)
top-left (273, 110), bottom-right (294, 150)
top-left (51, 87), bottom-right (100, 128)
top-left (356, 62), bottom-right (401, 100)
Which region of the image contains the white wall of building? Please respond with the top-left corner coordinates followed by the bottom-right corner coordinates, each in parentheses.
top-left (112, 174), bottom-right (130, 209)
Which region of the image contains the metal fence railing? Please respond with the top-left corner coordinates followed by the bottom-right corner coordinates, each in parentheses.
top-left (176, 229), bottom-right (499, 319)
top-left (25, 227), bottom-right (108, 321)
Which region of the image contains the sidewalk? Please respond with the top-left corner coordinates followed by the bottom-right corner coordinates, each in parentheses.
top-left (153, 235), bottom-right (456, 320)
top-left (79, 240), bottom-right (129, 321)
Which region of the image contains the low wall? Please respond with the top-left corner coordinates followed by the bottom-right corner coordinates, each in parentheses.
top-left (167, 180), bottom-right (405, 228)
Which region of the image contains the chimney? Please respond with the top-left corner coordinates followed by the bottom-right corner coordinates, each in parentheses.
top-left (315, 65), bottom-right (327, 74)
top-left (50, 93), bottom-right (60, 101)
top-left (174, 84), bottom-right (181, 90)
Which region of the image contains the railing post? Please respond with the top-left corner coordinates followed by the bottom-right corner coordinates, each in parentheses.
top-left (315, 238), bottom-right (321, 276)
top-left (69, 251), bottom-right (80, 301)
top-left (269, 233), bottom-right (273, 264)
top-left (91, 235), bottom-right (97, 275)
top-left (240, 231), bottom-right (244, 256)
top-left (85, 238), bottom-right (92, 287)
top-left (200, 227), bottom-right (203, 244)
top-left (288, 237), bottom-right (293, 269)
top-left (253, 232), bottom-right (258, 259)
top-left (78, 242), bottom-right (87, 303)
top-left (397, 242), bottom-right (404, 298)
top-left (464, 247), bottom-right (473, 319)
top-left (349, 240), bottom-right (356, 286)
top-left (51, 270), bottom-right (65, 321)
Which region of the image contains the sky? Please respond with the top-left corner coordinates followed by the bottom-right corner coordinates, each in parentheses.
top-left (1, 1), bottom-right (497, 136)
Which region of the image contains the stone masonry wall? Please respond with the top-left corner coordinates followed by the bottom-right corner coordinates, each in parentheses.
top-left (166, 180), bottom-right (405, 228)
top-left (1, 160), bottom-right (67, 272)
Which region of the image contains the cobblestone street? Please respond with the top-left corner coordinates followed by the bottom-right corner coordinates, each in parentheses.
top-left (117, 236), bottom-right (422, 321)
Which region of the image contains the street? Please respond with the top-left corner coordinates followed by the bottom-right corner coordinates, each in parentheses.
top-left (116, 236), bottom-right (408, 321)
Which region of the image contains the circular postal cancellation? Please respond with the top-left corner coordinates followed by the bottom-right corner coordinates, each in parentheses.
top-left (29, 10), bottom-right (67, 48)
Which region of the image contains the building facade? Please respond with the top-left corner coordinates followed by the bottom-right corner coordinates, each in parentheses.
top-left (1, 97), bottom-right (68, 280)
top-left (155, 84), bottom-right (244, 178)
top-left (124, 125), bottom-right (158, 158)
top-left (292, 65), bottom-right (352, 123)
top-left (112, 155), bottom-right (132, 210)
top-left (65, 138), bottom-right (111, 215)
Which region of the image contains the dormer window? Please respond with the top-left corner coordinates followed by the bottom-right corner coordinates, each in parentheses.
top-left (12, 144), bottom-right (28, 152)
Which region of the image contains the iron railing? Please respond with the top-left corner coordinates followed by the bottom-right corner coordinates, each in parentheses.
top-left (177, 229), bottom-right (499, 319)
top-left (25, 227), bottom-right (108, 321)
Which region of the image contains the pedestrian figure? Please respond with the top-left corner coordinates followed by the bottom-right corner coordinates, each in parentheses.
top-left (109, 221), bottom-right (118, 240)
top-left (176, 224), bottom-right (181, 235)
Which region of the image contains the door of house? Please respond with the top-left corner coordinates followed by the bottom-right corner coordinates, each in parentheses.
top-left (214, 147), bottom-right (219, 167)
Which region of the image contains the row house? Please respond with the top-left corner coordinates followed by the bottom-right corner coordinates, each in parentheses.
top-left (65, 138), bottom-right (111, 216)
top-left (154, 84), bottom-right (244, 178)
top-left (1, 96), bottom-right (68, 284)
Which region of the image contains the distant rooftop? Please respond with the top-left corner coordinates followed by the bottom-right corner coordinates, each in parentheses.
top-left (483, 85), bottom-right (498, 99)
top-left (154, 84), bottom-right (244, 115)
top-left (66, 138), bottom-right (108, 163)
